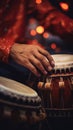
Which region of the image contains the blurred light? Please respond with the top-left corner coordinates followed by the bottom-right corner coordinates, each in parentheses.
top-left (30, 29), bottom-right (37, 36)
top-left (43, 32), bottom-right (50, 39)
top-left (36, 26), bottom-right (44, 34)
top-left (51, 43), bottom-right (57, 49)
top-left (35, 0), bottom-right (42, 4)
top-left (59, 2), bottom-right (69, 11)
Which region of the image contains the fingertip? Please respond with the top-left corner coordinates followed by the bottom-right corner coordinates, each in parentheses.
top-left (51, 60), bottom-right (55, 67)
top-left (48, 66), bottom-right (52, 71)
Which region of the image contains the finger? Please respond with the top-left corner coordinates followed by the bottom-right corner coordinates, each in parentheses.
top-left (14, 55), bottom-right (41, 77)
top-left (25, 62), bottom-right (41, 77)
top-left (38, 48), bottom-right (55, 67)
top-left (33, 52), bottom-right (52, 71)
top-left (29, 55), bottom-right (47, 75)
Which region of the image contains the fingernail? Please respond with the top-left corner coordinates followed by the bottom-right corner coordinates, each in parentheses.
top-left (48, 66), bottom-right (52, 71)
top-left (51, 60), bottom-right (55, 66)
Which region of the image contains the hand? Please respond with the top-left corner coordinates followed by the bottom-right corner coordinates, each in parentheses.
top-left (10, 43), bottom-right (55, 77)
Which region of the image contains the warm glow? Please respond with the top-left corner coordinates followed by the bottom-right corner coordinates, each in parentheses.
top-left (35, 0), bottom-right (42, 4)
top-left (51, 43), bottom-right (57, 49)
top-left (59, 2), bottom-right (69, 11)
top-left (43, 32), bottom-right (50, 39)
top-left (30, 29), bottom-right (37, 36)
top-left (36, 26), bottom-right (44, 34)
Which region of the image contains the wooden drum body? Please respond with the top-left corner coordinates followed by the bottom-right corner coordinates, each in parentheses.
top-left (38, 54), bottom-right (73, 117)
top-left (0, 77), bottom-right (46, 129)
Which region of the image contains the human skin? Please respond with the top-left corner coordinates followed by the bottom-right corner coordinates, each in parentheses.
top-left (10, 43), bottom-right (55, 77)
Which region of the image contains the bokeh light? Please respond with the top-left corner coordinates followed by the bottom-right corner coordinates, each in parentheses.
top-left (36, 26), bottom-right (44, 34)
top-left (30, 29), bottom-right (37, 36)
top-left (59, 2), bottom-right (69, 11)
top-left (35, 0), bottom-right (42, 4)
top-left (51, 43), bottom-right (57, 50)
top-left (43, 32), bottom-right (50, 39)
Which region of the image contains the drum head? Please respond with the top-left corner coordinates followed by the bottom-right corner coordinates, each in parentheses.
top-left (52, 54), bottom-right (73, 69)
top-left (0, 76), bottom-right (41, 107)
top-left (0, 76), bottom-right (37, 97)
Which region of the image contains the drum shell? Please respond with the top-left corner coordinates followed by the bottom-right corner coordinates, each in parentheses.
top-left (37, 54), bottom-right (73, 118)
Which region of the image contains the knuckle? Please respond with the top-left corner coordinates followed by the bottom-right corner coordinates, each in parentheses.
top-left (39, 55), bottom-right (44, 61)
top-left (44, 50), bottom-right (49, 56)
top-left (36, 61), bottom-right (41, 66)
top-left (45, 52), bottom-right (53, 61)
top-left (42, 57), bottom-right (49, 65)
top-left (42, 57), bottom-right (48, 62)
top-left (31, 49), bottom-right (35, 53)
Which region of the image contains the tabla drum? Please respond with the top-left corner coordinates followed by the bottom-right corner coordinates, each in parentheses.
top-left (37, 54), bottom-right (73, 117)
top-left (0, 76), bottom-right (46, 130)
